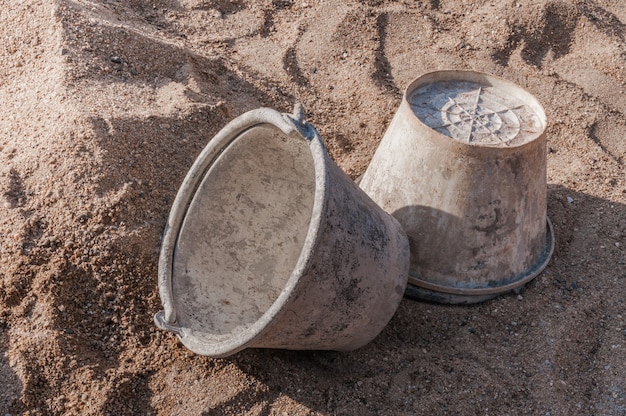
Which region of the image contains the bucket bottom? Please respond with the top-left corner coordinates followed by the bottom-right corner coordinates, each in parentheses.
top-left (404, 219), bottom-right (555, 304)
top-left (404, 284), bottom-right (500, 304)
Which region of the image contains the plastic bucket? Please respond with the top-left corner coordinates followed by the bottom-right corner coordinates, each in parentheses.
top-left (155, 106), bottom-right (410, 357)
top-left (359, 70), bottom-right (554, 304)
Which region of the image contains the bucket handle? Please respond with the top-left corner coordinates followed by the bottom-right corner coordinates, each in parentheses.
top-left (154, 310), bottom-right (183, 336)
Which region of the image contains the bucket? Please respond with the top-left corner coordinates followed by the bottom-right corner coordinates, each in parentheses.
top-left (359, 70), bottom-right (554, 304)
top-left (155, 105), bottom-right (410, 357)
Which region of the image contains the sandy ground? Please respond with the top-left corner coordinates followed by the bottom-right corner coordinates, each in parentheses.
top-left (1, 0), bottom-right (625, 414)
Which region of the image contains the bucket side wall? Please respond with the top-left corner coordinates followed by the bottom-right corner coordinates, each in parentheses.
top-left (360, 100), bottom-right (547, 289)
top-left (251, 159), bottom-right (410, 351)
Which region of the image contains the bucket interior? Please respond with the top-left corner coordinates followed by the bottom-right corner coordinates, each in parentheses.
top-left (171, 124), bottom-right (316, 343)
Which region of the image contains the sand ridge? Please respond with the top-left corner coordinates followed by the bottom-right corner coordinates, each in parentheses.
top-left (0, 0), bottom-right (625, 414)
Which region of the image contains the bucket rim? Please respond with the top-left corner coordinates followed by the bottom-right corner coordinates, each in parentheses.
top-left (155, 106), bottom-right (330, 356)
top-left (402, 69), bottom-right (548, 150)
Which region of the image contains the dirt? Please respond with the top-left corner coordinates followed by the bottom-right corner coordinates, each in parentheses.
top-left (0, 0), bottom-right (625, 414)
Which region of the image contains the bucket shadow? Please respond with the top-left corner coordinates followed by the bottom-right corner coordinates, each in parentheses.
top-left (210, 347), bottom-right (408, 414)
top-left (201, 185), bottom-right (625, 414)
top-left (545, 184), bottom-right (626, 283)
top-left (391, 205), bottom-right (467, 283)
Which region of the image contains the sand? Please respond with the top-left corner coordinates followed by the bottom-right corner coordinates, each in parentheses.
top-left (0, 0), bottom-right (625, 414)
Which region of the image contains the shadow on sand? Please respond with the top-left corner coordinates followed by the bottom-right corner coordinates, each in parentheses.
top-left (0, 322), bottom-right (22, 413)
top-left (201, 184), bottom-right (625, 415)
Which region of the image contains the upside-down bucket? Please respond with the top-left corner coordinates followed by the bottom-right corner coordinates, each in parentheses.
top-left (359, 70), bottom-right (554, 304)
top-left (155, 106), bottom-right (409, 357)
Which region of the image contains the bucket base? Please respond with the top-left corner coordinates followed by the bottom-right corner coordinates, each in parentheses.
top-left (404, 218), bottom-right (555, 304)
top-left (404, 284), bottom-right (499, 304)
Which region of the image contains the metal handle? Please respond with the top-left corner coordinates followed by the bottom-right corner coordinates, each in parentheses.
top-left (154, 310), bottom-right (183, 336)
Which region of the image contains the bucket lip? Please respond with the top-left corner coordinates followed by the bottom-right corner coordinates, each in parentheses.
top-left (155, 106), bottom-right (330, 356)
top-left (406, 217), bottom-right (555, 298)
top-left (402, 69), bottom-right (548, 150)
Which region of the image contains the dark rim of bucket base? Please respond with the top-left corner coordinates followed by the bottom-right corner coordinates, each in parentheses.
top-left (405, 218), bottom-right (555, 303)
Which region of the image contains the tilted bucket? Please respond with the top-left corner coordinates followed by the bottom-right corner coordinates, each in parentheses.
top-left (155, 106), bottom-right (410, 357)
top-left (359, 70), bottom-right (554, 304)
